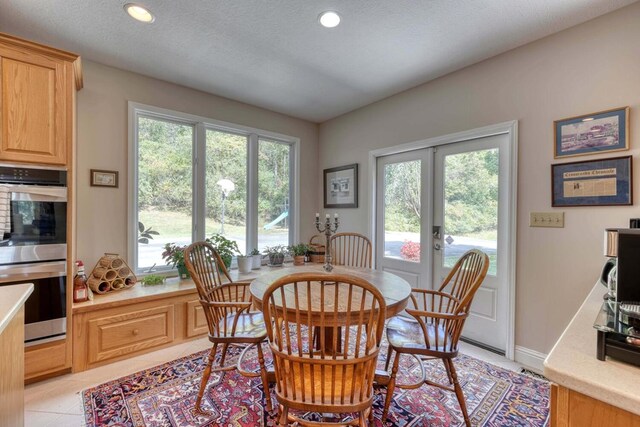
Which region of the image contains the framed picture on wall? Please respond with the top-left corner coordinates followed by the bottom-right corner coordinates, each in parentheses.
top-left (324, 164), bottom-right (358, 208)
top-left (551, 156), bottom-right (632, 207)
top-left (554, 107), bottom-right (629, 158)
top-left (90, 169), bottom-right (119, 188)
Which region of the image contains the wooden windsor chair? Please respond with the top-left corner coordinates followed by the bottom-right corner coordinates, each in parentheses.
top-left (262, 272), bottom-right (386, 426)
top-left (184, 241), bottom-right (272, 415)
top-left (381, 249), bottom-right (490, 426)
top-left (329, 232), bottom-right (373, 269)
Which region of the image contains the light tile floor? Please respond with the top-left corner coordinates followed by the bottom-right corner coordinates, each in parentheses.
top-left (24, 338), bottom-right (528, 427)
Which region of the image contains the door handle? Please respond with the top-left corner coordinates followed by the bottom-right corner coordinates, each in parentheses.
top-left (434, 243), bottom-right (441, 251)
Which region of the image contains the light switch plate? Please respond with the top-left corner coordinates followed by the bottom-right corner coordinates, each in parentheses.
top-left (530, 212), bottom-right (564, 228)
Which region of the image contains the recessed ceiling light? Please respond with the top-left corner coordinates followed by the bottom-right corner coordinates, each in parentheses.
top-left (124, 3), bottom-right (155, 23)
top-left (318, 11), bottom-right (341, 28)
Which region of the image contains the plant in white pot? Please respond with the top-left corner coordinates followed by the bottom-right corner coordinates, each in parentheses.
top-left (264, 245), bottom-right (288, 267)
top-left (236, 253), bottom-right (253, 274)
top-left (250, 248), bottom-right (262, 269)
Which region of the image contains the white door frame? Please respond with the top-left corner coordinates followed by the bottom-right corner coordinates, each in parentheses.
top-left (367, 121), bottom-right (518, 360)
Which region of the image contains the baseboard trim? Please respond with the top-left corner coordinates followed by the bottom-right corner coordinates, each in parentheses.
top-left (514, 345), bottom-right (547, 374)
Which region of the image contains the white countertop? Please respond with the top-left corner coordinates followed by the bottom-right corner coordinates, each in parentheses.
top-left (544, 283), bottom-right (640, 416)
top-left (0, 283), bottom-right (33, 335)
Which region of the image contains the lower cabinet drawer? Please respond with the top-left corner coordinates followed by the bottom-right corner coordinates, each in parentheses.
top-left (25, 340), bottom-right (67, 380)
top-left (88, 305), bottom-right (174, 364)
top-left (186, 300), bottom-right (208, 337)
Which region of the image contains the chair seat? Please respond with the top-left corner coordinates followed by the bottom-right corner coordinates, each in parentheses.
top-left (217, 311), bottom-right (267, 338)
top-left (278, 359), bottom-right (372, 408)
top-left (386, 316), bottom-right (455, 353)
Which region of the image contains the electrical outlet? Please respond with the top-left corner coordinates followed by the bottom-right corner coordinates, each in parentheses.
top-left (530, 212), bottom-right (564, 228)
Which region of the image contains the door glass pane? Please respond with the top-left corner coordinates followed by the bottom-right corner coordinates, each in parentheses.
top-left (443, 148), bottom-right (498, 275)
top-left (137, 116), bottom-right (193, 271)
top-left (383, 160), bottom-right (421, 261)
top-left (205, 130), bottom-right (248, 254)
top-left (258, 139), bottom-right (291, 252)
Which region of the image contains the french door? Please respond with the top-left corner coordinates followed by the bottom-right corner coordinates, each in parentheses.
top-left (375, 131), bottom-right (514, 354)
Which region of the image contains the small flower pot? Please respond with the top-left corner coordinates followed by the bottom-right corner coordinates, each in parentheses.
top-left (177, 263), bottom-right (190, 279)
top-left (252, 254), bottom-right (262, 269)
top-left (237, 256), bottom-right (253, 274)
top-left (268, 253), bottom-right (285, 267)
top-left (293, 255), bottom-right (305, 266)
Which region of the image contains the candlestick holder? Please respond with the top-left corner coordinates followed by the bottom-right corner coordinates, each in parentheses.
top-left (315, 215), bottom-right (339, 272)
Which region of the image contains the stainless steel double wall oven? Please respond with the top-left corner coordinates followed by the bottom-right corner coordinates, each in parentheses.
top-left (0, 166), bottom-right (68, 345)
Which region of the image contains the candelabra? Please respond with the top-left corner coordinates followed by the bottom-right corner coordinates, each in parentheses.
top-left (315, 213), bottom-right (339, 272)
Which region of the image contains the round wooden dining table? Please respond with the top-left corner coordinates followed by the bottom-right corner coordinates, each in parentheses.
top-left (249, 263), bottom-right (412, 319)
top-left (250, 263), bottom-right (412, 385)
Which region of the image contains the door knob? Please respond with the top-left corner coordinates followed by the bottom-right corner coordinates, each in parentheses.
top-left (434, 243), bottom-right (441, 251)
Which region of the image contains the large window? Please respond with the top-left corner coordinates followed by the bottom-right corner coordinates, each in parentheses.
top-left (130, 103), bottom-right (298, 273)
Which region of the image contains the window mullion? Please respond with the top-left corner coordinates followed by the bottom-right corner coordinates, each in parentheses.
top-left (247, 134), bottom-right (259, 253)
top-left (194, 123), bottom-right (207, 242)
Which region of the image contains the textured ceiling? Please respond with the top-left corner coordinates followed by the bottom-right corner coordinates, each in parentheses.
top-left (0, 0), bottom-right (636, 122)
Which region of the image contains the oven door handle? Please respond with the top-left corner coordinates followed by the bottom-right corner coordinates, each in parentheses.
top-left (0, 261), bottom-right (67, 281)
top-left (4, 185), bottom-right (67, 202)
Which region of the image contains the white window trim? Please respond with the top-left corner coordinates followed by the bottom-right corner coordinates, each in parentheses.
top-left (128, 101), bottom-right (300, 273)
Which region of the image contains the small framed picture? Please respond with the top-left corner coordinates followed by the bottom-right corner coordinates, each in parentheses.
top-left (324, 164), bottom-right (358, 208)
top-left (554, 107), bottom-right (629, 158)
top-left (551, 156), bottom-right (632, 207)
top-left (90, 169), bottom-right (119, 188)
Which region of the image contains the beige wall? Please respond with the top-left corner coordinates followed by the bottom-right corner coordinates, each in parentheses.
top-left (77, 60), bottom-right (319, 268)
top-left (318, 3), bottom-right (640, 355)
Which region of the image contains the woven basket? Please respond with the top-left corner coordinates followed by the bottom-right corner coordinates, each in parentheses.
top-left (308, 234), bottom-right (325, 264)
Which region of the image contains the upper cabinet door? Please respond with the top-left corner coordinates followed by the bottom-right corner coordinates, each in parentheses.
top-left (0, 49), bottom-right (67, 165)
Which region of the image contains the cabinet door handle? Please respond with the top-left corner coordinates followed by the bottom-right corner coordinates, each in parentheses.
top-left (132, 329), bottom-right (139, 336)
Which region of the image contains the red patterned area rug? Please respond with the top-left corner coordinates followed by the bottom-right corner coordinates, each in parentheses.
top-left (82, 343), bottom-right (549, 426)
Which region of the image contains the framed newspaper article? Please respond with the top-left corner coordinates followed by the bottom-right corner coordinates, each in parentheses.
top-left (551, 156), bottom-right (632, 207)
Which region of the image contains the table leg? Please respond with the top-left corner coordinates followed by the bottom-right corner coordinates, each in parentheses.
top-left (313, 326), bottom-right (342, 354)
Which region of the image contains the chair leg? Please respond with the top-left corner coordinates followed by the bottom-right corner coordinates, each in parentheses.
top-left (279, 404), bottom-right (289, 426)
top-left (359, 410), bottom-right (367, 427)
top-left (194, 343), bottom-right (217, 415)
top-left (443, 358), bottom-right (453, 384)
top-left (381, 351), bottom-right (401, 423)
top-left (219, 343), bottom-right (230, 367)
top-left (384, 344), bottom-right (393, 371)
top-left (256, 342), bottom-right (272, 410)
top-left (446, 358), bottom-right (471, 427)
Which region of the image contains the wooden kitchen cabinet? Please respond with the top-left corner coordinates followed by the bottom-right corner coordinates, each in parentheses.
top-left (186, 299), bottom-right (208, 337)
top-left (0, 32), bottom-right (82, 166)
top-left (551, 384), bottom-right (640, 427)
top-left (73, 285), bottom-right (208, 372)
top-left (87, 304), bottom-right (175, 365)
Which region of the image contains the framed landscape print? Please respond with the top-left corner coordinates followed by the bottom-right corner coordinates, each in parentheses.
top-left (551, 156), bottom-right (632, 207)
top-left (324, 164), bottom-right (358, 208)
top-left (554, 107), bottom-right (629, 158)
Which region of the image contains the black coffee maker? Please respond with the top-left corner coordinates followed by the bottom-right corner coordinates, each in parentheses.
top-left (615, 229), bottom-right (640, 304)
top-left (601, 220), bottom-right (640, 305)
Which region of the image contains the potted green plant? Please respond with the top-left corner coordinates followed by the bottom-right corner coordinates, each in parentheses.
top-left (162, 243), bottom-right (190, 279)
top-left (289, 243), bottom-right (309, 266)
top-left (236, 253), bottom-right (253, 274)
top-left (250, 248), bottom-right (262, 269)
top-left (264, 245), bottom-right (288, 267)
top-left (206, 234), bottom-right (240, 270)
